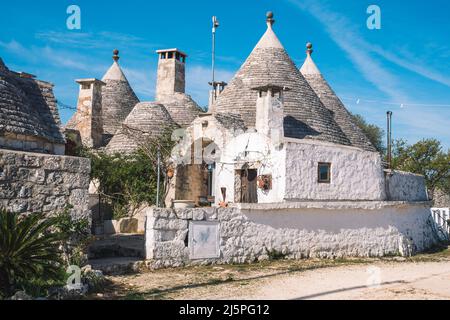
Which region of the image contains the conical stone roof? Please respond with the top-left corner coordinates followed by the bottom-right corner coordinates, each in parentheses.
top-left (106, 102), bottom-right (177, 154)
top-left (157, 92), bottom-right (204, 128)
top-left (101, 50), bottom-right (140, 136)
top-left (0, 58), bottom-right (65, 145)
top-left (300, 43), bottom-right (377, 152)
top-left (213, 13), bottom-right (350, 145)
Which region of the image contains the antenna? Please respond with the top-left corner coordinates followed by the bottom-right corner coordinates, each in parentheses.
top-left (211, 16), bottom-right (220, 90)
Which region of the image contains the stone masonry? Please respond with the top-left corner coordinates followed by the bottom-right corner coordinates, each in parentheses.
top-left (0, 149), bottom-right (91, 219)
top-left (145, 203), bottom-right (439, 268)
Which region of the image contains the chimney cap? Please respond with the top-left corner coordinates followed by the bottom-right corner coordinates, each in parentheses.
top-left (156, 48), bottom-right (188, 57)
top-left (76, 78), bottom-right (106, 86)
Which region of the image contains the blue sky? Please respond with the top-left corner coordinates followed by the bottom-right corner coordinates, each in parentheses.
top-left (1, 0), bottom-right (449, 148)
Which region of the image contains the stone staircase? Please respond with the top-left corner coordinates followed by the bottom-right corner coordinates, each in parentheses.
top-left (88, 234), bottom-right (146, 275)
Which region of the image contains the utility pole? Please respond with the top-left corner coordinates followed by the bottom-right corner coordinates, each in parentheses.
top-left (211, 16), bottom-right (220, 96)
top-left (156, 147), bottom-right (161, 207)
top-left (386, 111), bottom-right (393, 169)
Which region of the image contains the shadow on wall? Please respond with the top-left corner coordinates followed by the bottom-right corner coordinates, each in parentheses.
top-left (283, 116), bottom-right (320, 139)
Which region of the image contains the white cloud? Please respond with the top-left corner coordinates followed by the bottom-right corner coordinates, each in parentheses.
top-left (35, 31), bottom-right (162, 51)
top-left (288, 0), bottom-right (408, 102)
top-left (288, 0), bottom-right (450, 147)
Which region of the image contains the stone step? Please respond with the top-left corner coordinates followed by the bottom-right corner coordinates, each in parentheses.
top-left (88, 234), bottom-right (145, 259)
top-left (88, 257), bottom-right (145, 275)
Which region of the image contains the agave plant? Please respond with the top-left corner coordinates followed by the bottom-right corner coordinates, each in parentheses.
top-left (0, 209), bottom-right (63, 298)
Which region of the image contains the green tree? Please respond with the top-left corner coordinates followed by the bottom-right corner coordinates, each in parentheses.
top-left (83, 128), bottom-right (176, 217)
top-left (351, 113), bottom-right (385, 153)
top-left (392, 138), bottom-right (450, 195)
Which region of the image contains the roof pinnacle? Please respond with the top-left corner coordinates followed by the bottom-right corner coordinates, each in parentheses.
top-left (306, 42), bottom-right (313, 55)
top-left (266, 11), bottom-right (275, 28)
top-left (113, 49), bottom-right (120, 62)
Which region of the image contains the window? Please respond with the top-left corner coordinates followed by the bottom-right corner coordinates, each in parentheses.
top-left (318, 162), bottom-right (331, 183)
top-left (81, 83), bottom-right (90, 90)
top-left (168, 52), bottom-right (173, 59)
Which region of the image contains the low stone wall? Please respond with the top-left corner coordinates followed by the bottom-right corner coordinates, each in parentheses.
top-left (386, 170), bottom-right (428, 201)
top-left (0, 149), bottom-right (91, 219)
top-left (145, 201), bottom-right (439, 268)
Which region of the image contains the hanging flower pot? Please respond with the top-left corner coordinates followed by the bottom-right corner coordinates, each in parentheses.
top-left (167, 167), bottom-right (174, 179)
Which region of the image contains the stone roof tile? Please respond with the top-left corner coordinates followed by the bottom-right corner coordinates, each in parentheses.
top-left (0, 59), bottom-right (65, 144)
top-left (300, 46), bottom-right (377, 152)
top-left (101, 55), bottom-right (140, 136)
top-left (213, 18), bottom-right (350, 146)
top-left (106, 102), bottom-right (178, 154)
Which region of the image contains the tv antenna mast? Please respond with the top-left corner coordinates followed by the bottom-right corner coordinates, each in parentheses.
top-left (211, 16), bottom-right (220, 90)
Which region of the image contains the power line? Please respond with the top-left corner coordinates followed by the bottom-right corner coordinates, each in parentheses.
top-left (340, 96), bottom-right (450, 108)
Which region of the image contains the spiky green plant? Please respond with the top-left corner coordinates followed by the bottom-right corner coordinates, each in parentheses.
top-left (0, 209), bottom-right (63, 298)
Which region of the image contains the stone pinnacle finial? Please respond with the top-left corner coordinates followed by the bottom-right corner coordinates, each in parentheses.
top-left (113, 49), bottom-right (120, 62)
top-left (306, 42), bottom-right (313, 55)
top-left (266, 11), bottom-right (275, 27)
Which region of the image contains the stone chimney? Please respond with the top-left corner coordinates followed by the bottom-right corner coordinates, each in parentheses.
top-left (74, 78), bottom-right (105, 148)
top-left (155, 48), bottom-right (187, 101)
top-left (208, 81), bottom-right (227, 113)
top-left (253, 84), bottom-right (287, 146)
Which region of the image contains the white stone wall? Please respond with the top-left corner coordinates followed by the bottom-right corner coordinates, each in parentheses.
top-left (386, 170), bottom-right (428, 201)
top-left (284, 139), bottom-right (386, 201)
top-left (216, 132), bottom-right (285, 204)
top-left (144, 202), bottom-right (439, 268)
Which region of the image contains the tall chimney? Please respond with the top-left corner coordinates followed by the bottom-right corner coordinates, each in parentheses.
top-left (155, 49), bottom-right (187, 101)
top-left (253, 84), bottom-right (288, 147)
top-left (74, 78), bottom-right (105, 148)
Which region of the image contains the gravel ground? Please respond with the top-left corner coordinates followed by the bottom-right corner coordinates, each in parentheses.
top-left (93, 247), bottom-right (450, 300)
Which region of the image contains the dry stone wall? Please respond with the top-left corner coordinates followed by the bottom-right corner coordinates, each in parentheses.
top-left (0, 149), bottom-right (90, 219)
top-left (145, 202), bottom-right (439, 268)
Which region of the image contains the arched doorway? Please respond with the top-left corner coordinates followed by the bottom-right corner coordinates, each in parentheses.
top-left (174, 138), bottom-right (218, 206)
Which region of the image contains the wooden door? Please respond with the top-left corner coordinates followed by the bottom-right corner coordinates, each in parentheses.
top-left (241, 169), bottom-right (258, 203)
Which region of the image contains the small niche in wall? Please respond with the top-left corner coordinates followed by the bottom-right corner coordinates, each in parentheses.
top-left (188, 221), bottom-right (220, 260)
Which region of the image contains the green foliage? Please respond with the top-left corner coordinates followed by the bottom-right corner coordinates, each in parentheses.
top-left (0, 206), bottom-right (93, 299)
top-left (392, 138), bottom-right (450, 194)
top-left (53, 206), bottom-right (92, 266)
top-left (0, 209), bottom-right (64, 298)
top-left (85, 150), bottom-right (158, 219)
top-left (82, 128), bottom-right (176, 217)
top-left (351, 113), bottom-right (385, 153)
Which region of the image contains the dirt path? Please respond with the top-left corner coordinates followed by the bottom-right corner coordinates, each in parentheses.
top-left (246, 261), bottom-right (450, 300)
top-left (98, 251), bottom-right (450, 300)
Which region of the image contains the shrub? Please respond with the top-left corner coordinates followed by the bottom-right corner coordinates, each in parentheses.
top-left (0, 209), bottom-right (64, 298)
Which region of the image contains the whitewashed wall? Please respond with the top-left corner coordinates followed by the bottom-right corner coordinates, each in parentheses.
top-left (284, 139), bottom-right (386, 201)
top-left (144, 201), bottom-right (439, 268)
top-left (215, 132), bottom-right (285, 204)
top-left (386, 170), bottom-right (428, 201)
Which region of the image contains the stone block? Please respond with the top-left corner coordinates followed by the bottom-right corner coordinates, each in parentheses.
top-left (46, 171), bottom-right (64, 184)
top-left (192, 209), bottom-right (205, 221)
top-left (118, 218), bottom-right (139, 234)
top-left (43, 156), bottom-right (62, 170)
top-left (28, 169), bottom-right (46, 184)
